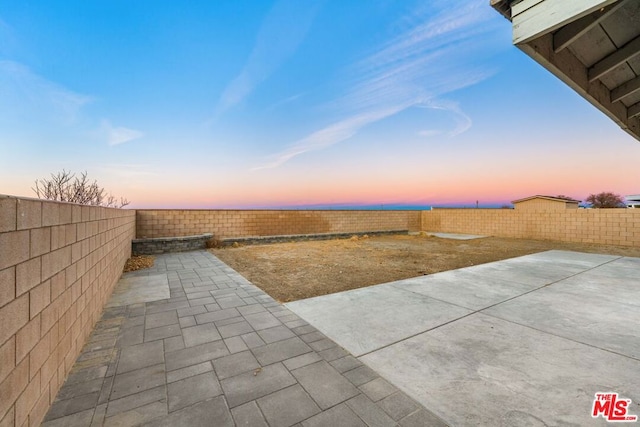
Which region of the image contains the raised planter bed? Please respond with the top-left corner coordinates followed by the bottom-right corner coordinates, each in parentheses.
top-left (132, 233), bottom-right (213, 255)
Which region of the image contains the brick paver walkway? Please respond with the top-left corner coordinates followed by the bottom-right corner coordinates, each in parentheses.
top-left (42, 251), bottom-right (446, 426)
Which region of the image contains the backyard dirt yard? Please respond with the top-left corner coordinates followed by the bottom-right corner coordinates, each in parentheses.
top-left (210, 234), bottom-right (640, 302)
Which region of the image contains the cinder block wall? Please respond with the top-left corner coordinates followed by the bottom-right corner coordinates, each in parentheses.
top-left (136, 210), bottom-right (421, 239)
top-left (0, 196), bottom-right (135, 427)
top-left (422, 208), bottom-right (640, 247)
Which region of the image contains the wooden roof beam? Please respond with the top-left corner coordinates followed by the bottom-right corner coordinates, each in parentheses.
top-left (588, 35), bottom-right (640, 82)
top-left (517, 32), bottom-right (640, 141)
top-left (629, 102), bottom-right (640, 119)
top-left (611, 75), bottom-right (640, 103)
top-left (553, 0), bottom-right (628, 53)
top-left (513, 0), bottom-right (616, 45)
top-left (490, 0), bottom-right (513, 20)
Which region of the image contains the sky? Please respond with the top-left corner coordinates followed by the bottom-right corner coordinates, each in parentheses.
top-left (1, 0), bottom-right (639, 209)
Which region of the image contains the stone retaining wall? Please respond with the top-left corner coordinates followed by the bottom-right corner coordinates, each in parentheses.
top-left (132, 233), bottom-right (213, 255)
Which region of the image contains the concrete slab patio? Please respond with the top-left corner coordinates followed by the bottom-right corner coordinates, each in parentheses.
top-left (43, 251), bottom-right (443, 427)
top-left (286, 250), bottom-right (640, 426)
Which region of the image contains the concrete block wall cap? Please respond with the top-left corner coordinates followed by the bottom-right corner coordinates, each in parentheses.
top-left (0, 194), bottom-right (135, 211)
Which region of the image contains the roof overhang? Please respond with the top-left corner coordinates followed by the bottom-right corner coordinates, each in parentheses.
top-left (491, 0), bottom-right (640, 142)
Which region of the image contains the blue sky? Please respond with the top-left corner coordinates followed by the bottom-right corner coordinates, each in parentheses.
top-left (1, 0), bottom-right (638, 208)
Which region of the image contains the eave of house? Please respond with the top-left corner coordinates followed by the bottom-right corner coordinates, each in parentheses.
top-left (491, 0), bottom-right (640, 142)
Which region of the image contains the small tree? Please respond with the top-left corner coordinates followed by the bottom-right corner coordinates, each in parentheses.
top-left (585, 192), bottom-right (625, 208)
top-left (33, 170), bottom-right (130, 208)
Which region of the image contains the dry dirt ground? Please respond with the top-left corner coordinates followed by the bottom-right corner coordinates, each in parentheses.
top-left (210, 234), bottom-right (640, 303)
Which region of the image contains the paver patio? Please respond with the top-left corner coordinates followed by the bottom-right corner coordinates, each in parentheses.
top-left (43, 251), bottom-right (443, 427)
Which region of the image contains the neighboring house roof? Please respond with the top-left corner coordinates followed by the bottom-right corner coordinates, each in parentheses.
top-left (490, 0), bottom-right (640, 142)
top-left (512, 195), bottom-right (581, 204)
top-left (626, 194), bottom-right (640, 201)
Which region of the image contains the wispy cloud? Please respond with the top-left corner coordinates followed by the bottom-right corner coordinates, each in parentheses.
top-left (416, 99), bottom-right (473, 137)
top-left (0, 59), bottom-right (144, 147)
top-left (214, 0), bottom-right (322, 116)
top-left (256, 0), bottom-right (500, 169)
top-left (0, 60), bottom-right (91, 124)
top-left (100, 120), bottom-right (144, 146)
top-left (254, 105), bottom-right (408, 170)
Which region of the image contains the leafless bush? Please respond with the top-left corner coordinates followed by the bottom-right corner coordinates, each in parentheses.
top-left (32, 170), bottom-right (130, 208)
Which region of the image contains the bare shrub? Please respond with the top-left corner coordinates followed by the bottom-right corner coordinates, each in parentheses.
top-left (33, 170), bottom-right (129, 208)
